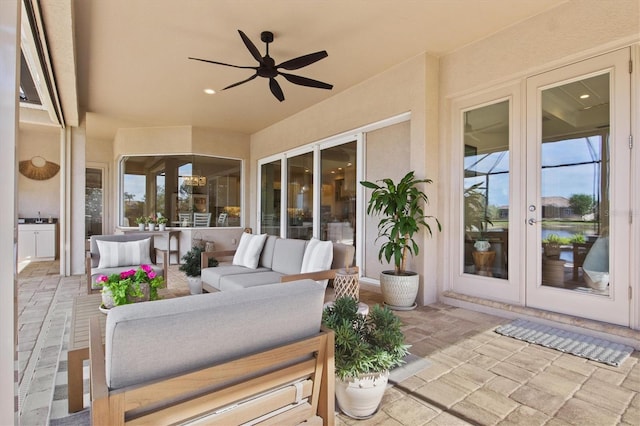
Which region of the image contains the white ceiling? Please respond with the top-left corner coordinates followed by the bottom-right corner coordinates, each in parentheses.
top-left (41, 0), bottom-right (568, 140)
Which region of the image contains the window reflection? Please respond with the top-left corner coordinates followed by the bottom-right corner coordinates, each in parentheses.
top-left (321, 141), bottom-right (356, 248)
top-left (260, 160), bottom-right (281, 236)
top-left (121, 155), bottom-right (241, 228)
top-left (286, 153), bottom-right (314, 240)
top-left (463, 100), bottom-right (510, 279)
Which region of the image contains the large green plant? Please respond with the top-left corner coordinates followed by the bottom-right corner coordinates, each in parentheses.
top-left (179, 246), bottom-right (218, 277)
top-left (360, 171), bottom-right (441, 275)
top-left (322, 297), bottom-right (410, 380)
top-left (464, 182), bottom-right (493, 239)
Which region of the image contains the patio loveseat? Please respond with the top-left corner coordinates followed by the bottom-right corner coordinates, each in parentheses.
top-left (200, 234), bottom-right (355, 292)
top-left (86, 233), bottom-right (168, 294)
top-left (89, 279), bottom-right (335, 425)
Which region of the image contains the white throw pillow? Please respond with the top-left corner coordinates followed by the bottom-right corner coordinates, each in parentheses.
top-left (97, 238), bottom-right (152, 269)
top-left (232, 233), bottom-right (268, 269)
top-left (301, 238), bottom-right (334, 273)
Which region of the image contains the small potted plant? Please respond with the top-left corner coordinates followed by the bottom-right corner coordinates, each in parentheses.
top-left (157, 216), bottom-right (169, 231)
top-left (97, 265), bottom-right (164, 310)
top-left (360, 171), bottom-right (441, 309)
top-left (179, 246), bottom-right (218, 294)
top-left (543, 233), bottom-right (562, 258)
top-left (322, 297), bottom-right (410, 418)
top-left (135, 216), bottom-right (148, 231)
top-left (464, 182), bottom-right (493, 251)
top-left (147, 215), bottom-right (158, 231)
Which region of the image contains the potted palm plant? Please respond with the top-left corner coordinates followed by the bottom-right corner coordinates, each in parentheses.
top-left (464, 182), bottom-right (493, 251)
top-left (179, 246), bottom-right (218, 294)
top-left (322, 296), bottom-right (409, 419)
top-left (360, 171), bottom-right (441, 309)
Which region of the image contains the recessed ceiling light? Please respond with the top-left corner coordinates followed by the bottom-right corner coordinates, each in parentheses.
top-left (204, 88), bottom-right (216, 95)
top-left (579, 94), bottom-right (590, 99)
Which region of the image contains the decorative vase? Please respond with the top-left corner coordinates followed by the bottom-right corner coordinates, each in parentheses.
top-left (138, 223), bottom-right (145, 231)
top-left (148, 223), bottom-right (156, 231)
top-left (187, 276), bottom-right (203, 294)
top-left (158, 223), bottom-right (166, 231)
top-left (335, 371), bottom-right (389, 419)
top-left (474, 240), bottom-right (491, 252)
top-left (379, 271), bottom-right (419, 310)
top-left (101, 288), bottom-right (116, 309)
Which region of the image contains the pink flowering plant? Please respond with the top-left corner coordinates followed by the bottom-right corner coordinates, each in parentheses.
top-left (97, 265), bottom-right (164, 307)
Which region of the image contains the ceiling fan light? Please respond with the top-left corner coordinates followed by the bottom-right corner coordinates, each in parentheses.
top-left (204, 88), bottom-right (216, 95)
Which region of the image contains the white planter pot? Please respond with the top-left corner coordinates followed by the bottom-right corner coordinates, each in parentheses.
top-left (187, 276), bottom-right (203, 294)
top-left (158, 224), bottom-right (166, 231)
top-left (148, 224), bottom-right (156, 231)
top-left (335, 371), bottom-right (389, 419)
top-left (474, 240), bottom-right (491, 252)
top-left (379, 271), bottom-right (419, 309)
top-left (138, 223), bottom-right (145, 231)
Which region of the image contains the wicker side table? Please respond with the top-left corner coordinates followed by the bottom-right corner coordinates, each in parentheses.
top-left (334, 268), bottom-right (360, 301)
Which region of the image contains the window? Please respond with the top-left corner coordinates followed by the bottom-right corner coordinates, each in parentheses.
top-left (120, 155), bottom-right (241, 228)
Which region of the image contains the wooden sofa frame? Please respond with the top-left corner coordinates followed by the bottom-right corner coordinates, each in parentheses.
top-left (89, 317), bottom-right (335, 425)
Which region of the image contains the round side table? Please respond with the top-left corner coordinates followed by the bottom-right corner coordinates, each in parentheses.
top-left (334, 268), bottom-right (360, 301)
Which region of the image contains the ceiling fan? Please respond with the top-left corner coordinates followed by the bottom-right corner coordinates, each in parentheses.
top-left (189, 30), bottom-right (333, 102)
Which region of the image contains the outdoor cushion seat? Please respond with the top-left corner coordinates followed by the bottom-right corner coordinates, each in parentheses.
top-left (218, 271), bottom-right (285, 290)
top-left (201, 265), bottom-right (271, 289)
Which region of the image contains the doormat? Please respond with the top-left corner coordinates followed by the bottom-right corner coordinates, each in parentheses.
top-left (388, 353), bottom-right (431, 384)
top-left (495, 319), bottom-right (634, 367)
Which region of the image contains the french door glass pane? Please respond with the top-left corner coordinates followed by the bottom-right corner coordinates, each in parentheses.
top-left (85, 168), bottom-right (103, 238)
top-left (320, 141), bottom-right (356, 247)
top-left (463, 100), bottom-right (509, 279)
top-left (261, 160), bottom-right (281, 236)
top-left (540, 73), bottom-right (610, 295)
top-left (287, 152), bottom-right (314, 240)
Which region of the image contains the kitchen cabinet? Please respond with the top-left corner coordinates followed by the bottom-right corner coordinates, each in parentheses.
top-left (18, 224), bottom-right (57, 261)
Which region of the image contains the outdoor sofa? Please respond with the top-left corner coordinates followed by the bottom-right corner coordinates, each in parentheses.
top-left (89, 279), bottom-right (335, 425)
top-left (200, 234), bottom-right (355, 292)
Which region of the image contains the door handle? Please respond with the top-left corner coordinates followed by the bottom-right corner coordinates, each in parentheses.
top-left (528, 218), bottom-right (537, 225)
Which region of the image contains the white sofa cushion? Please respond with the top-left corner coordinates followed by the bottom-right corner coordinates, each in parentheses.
top-left (96, 238), bottom-right (152, 269)
top-left (233, 233), bottom-right (268, 269)
top-left (301, 238), bottom-right (333, 273)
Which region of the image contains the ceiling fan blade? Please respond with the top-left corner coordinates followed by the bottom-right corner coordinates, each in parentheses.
top-left (237, 30), bottom-right (265, 65)
top-left (280, 72), bottom-right (333, 90)
top-left (223, 73), bottom-right (258, 90)
top-left (188, 57), bottom-right (257, 70)
top-left (277, 51), bottom-right (328, 70)
top-left (269, 78), bottom-right (285, 102)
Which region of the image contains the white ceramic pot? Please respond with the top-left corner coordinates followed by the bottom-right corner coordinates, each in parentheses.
top-left (158, 224), bottom-right (166, 231)
top-left (148, 223), bottom-right (156, 231)
top-left (187, 276), bottom-right (203, 294)
top-left (335, 371), bottom-right (389, 419)
top-left (138, 223), bottom-right (145, 231)
top-left (379, 271), bottom-right (419, 309)
top-left (474, 240), bottom-right (491, 252)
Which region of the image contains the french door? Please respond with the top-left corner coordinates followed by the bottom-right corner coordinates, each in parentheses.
top-left (525, 49), bottom-right (631, 326)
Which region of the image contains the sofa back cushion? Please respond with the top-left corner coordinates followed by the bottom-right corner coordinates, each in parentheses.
top-left (232, 233), bottom-right (268, 269)
top-left (271, 238), bottom-right (308, 275)
top-left (331, 243), bottom-right (355, 270)
top-left (105, 279), bottom-right (324, 390)
top-left (259, 235), bottom-right (278, 269)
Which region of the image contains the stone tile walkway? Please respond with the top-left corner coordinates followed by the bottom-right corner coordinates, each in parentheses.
top-left (16, 261), bottom-right (640, 425)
